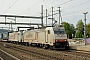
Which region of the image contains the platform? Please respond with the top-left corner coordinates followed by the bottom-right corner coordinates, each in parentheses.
top-left (70, 45), bottom-right (90, 51)
top-left (69, 41), bottom-right (90, 51)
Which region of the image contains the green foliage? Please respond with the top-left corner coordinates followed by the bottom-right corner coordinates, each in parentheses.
top-left (60, 19), bottom-right (90, 38)
top-left (75, 20), bottom-right (84, 38)
top-left (62, 22), bottom-right (75, 39)
top-left (76, 20), bottom-right (84, 28)
top-left (75, 30), bottom-right (83, 38)
top-left (86, 23), bottom-right (90, 38)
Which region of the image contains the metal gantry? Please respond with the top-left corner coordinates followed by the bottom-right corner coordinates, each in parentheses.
top-left (0, 14), bottom-right (42, 26)
top-left (0, 22), bottom-right (42, 25)
top-left (0, 15), bottom-right (41, 18)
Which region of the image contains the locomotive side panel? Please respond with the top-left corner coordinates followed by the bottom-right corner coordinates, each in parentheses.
top-left (47, 32), bottom-right (54, 45)
top-left (23, 31), bottom-right (37, 43)
top-left (14, 32), bottom-right (19, 41)
top-left (45, 28), bottom-right (55, 46)
top-left (9, 33), bottom-right (14, 41)
top-left (37, 31), bottom-right (46, 44)
top-left (9, 32), bottom-right (19, 42)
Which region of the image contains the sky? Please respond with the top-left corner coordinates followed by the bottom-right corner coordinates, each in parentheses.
top-left (0, 0), bottom-right (90, 30)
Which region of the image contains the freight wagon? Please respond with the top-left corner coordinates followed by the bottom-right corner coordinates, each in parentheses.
top-left (22, 27), bottom-right (69, 49)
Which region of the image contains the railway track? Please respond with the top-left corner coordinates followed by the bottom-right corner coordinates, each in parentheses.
top-left (8, 45), bottom-right (62, 60)
top-left (0, 57), bottom-right (4, 60)
top-left (0, 48), bottom-right (20, 60)
top-left (65, 50), bottom-right (90, 58)
top-left (49, 49), bottom-right (90, 60)
top-left (0, 42), bottom-right (64, 60)
top-left (0, 42), bottom-right (90, 60)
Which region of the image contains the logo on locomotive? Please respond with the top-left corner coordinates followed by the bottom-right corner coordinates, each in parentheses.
top-left (26, 33), bottom-right (33, 38)
top-left (9, 34), bottom-right (14, 39)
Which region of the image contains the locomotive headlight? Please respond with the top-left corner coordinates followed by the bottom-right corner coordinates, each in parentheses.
top-left (55, 39), bottom-right (58, 42)
top-left (64, 40), bottom-right (67, 41)
top-left (67, 45), bottom-right (69, 46)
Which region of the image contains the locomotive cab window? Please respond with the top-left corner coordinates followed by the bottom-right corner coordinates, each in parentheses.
top-left (48, 30), bottom-right (50, 34)
top-left (53, 28), bottom-right (65, 34)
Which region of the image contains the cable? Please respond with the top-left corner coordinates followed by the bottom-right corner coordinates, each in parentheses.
top-left (18, 0), bottom-right (72, 15)
top-left (62, 7), bottom-right (90, 18)
top-left (32, 0), bottom-right (73, 17)
top-left (55, 0), bottom-right (73, 7)
top-left (43, 0), bottom-right (90, 18)
top-left (17, 0), bottom-right (45, 15)
top-left (42, 0), bottom-right (73, 13)
top-left (3, 0), bottom-right (18, 14)
top-left (62, 0), bottom-right (90, 12)
top-left (46, 7), bottom-right (90, 19)
top-left (61, 0), bottom-right (90, 17)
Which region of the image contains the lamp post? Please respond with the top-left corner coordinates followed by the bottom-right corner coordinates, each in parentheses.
top-left (83, 12), bottom-right (88, 45)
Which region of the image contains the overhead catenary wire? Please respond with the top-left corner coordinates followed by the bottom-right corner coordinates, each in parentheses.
top-left (32, 0), bottom-right (74, 17)
top-left (45, 0), bottom-right (73, 12)
top-left (60, 0), bottom-right (90, 17)
top-left (42, 0), bottom-right (90, 18)
top-left (54, 0), bottom-right (73, 8)
top-left (45, 7), bottom-right (90, 19)
top-left (1, 0), bottom-right (90, 21)
top-left (3, 0), bottom-right (18, 14)
top-left (41, 0), bottom-right (90, 25)
top-left (17, 0), bottom-right (45, 15)
top-left (62, 0), bottom-right (90, 12)
top-left (26, 0), bottom-right (73, 17)
top-left (35, 0), bottom-right (90, 19)
top-left (57, 0), bottom-right (90, 16)
top-left (62, 7), bottom-right (90, 18)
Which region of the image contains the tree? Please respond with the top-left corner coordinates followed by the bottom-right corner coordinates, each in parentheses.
top-left (62, 22), bottom-right (75, 39)
top-left (75, 20), bottom-right (84, 38)
top-left (70, 24), bottom-right (75, 38)
top-left (86, 23), bottom-right (90, 38)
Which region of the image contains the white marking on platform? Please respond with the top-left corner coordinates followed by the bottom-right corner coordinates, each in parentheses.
top-left (0, 49), bottom-right (20, 60)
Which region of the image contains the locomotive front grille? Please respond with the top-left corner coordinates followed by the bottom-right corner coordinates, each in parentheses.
top-left (54, 42), bottom-right (68, 48)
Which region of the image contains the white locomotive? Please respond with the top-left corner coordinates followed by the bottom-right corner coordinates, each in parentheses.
top-left (8, 27), bottom-right (69, 49)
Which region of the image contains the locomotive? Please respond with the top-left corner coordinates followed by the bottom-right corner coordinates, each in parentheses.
top-left (1, 26), bottom-right (69, 50)
top-left (0, 32), bottom-right (9, 41)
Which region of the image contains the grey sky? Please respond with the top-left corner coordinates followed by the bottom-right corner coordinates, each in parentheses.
top-left (0, 0), bottom-right (90, 30)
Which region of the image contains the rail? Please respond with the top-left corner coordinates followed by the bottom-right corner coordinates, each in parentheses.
top-left (0, 49), bottom-right (20, 60)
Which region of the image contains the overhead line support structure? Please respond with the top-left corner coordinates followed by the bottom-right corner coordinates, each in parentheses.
top-left (52, 7), bottom-right (53, 26)
top-left (0, 22), bottom-right (42, 25)
top-left (0, 14), bottom-right (42, 26)
top-left (0, 15), bottom-right (41, 18)
top-left (58, 7), bottom-right (61, 25)
top-left (41, 5), bottom-right (44, 27)
top-left (46, 9), bottom-right (47, 26)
